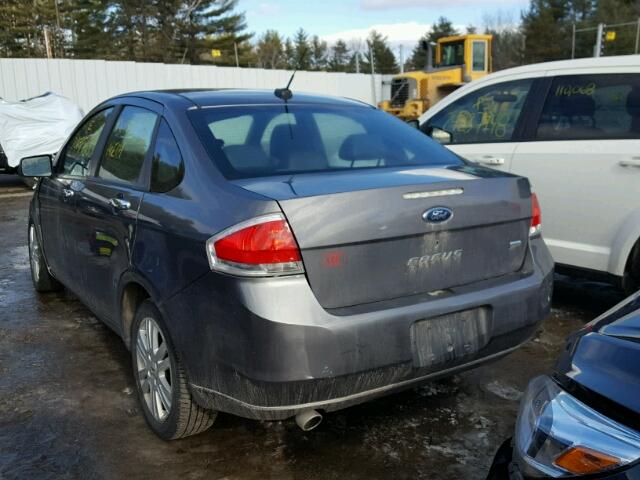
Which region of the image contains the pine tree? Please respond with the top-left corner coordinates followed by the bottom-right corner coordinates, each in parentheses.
top-left (362, 30), bottom-right (398, 74)
top-left (148, 0), bottom-right (184, 63)
top-left (0, 1), bottom-right (34, 57)
top-left (255, 29), bottom-right (284, 69)
top-left (283, 38), bottom-right (296, 69)
top-left (106, 0), bottom-right (148, 60)
top-left (483, 12), bottom-right (524, 71)
top-left (177, 0), bottom-right (252, 65)
top-left (66, 0), bottom-right (110, 59)
top-left (310, 35), bottom-right (328, 70)
top-left (328, 40), bottom-right (349, 72)
top-left (521, 0), bottom-right (571, 62)
top-left (0, 0), bottom-right (63, 58)
top-left (408, 16), bottom-right (459, 71)
top-left (346, 38), bottom-right (365, 73)
top-left (291, 28), bottom-right (311, 70)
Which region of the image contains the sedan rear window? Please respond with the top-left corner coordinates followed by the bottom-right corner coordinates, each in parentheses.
top-left (189, 104), bottom-right (461, 179)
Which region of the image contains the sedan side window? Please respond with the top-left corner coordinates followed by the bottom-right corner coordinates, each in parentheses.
top-left (98, 106), bottom-right (158, 185)
top-left (427, 79), bottom-right (533, 144)
top-left (60, 107), bottom-right (113, 176)
top-left (151, 119), bottom-right (184, 193)
top-left (536, 74), bottom-right (640, 140)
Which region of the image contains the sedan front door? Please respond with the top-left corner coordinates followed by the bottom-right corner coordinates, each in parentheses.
top-left (38, 107), bottom-right (115, 289)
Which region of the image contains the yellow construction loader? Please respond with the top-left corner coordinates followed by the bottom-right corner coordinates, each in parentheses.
top-left (379, 34), bottom-right (493, 121)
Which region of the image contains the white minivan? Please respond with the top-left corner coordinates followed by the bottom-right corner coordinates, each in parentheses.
top-left (419, 55), bottom-right (640, 293)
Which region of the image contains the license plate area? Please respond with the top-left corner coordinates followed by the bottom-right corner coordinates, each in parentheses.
top-left (411, 308), bottom-right (492, 367)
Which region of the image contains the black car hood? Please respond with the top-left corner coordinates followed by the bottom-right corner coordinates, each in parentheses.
top-left (556, 293), bottom-right (640, 417)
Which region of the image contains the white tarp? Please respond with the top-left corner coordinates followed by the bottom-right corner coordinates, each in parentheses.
top-left (0, 92), bottom-right (83, 168)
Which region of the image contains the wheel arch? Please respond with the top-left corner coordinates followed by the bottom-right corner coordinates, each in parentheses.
top-left (609, 210), bottom-right (640, 278)
top-left (118, 271), bottom-right (161, 349)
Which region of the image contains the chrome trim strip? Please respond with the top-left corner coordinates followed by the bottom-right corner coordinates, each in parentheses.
top-left (403, 188), bottom-right (463, 200)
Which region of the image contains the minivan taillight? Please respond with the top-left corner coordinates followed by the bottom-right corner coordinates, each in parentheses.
top-left (530, 193), bottom-right (542, 237)
top-left (206, 213), bottom-right (304, 276)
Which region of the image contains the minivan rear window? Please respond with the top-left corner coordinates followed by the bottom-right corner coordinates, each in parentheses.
top-left (189, 104), bottom-right (462, 179)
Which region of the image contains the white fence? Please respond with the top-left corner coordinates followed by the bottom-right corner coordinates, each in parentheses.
top-left (0, 58), bottom-right (391, 113)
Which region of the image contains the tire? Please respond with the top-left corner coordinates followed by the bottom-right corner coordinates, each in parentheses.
top-left (28, 222), bottom-right (62, 292)
top-left (131, 300), bottom-right (216, 440)
top-left (623, 243), bottom-right (640, 296)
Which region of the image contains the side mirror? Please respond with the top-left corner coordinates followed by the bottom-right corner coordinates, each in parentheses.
top-left (18, 155), bottom-right (53, 178)
top-left (427, 126), bottom-right (453, 145)
top-left (406, 119), bottom-right (420, 129)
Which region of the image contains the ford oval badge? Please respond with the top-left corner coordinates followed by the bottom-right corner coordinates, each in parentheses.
top-left (423, 207), bottom-right (453, 223)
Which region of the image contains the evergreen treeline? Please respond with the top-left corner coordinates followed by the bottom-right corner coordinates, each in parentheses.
top-left (522, 0), bottom-right (640, 62)
top-left (1, 0), bottom-right (639, 73)
top-left (0, 0), bottom-right (253, 64)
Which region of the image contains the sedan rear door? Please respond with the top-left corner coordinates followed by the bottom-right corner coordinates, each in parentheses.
top-left (70, 102), bottom-right (159, 325)
top-left (511, 72), bottom-right (640, 276)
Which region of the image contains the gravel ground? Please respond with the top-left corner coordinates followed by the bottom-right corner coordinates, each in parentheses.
top-left (0, 175), bottom-right (626, 480)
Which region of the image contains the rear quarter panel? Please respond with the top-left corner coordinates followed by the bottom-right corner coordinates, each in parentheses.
top-left (132, 104), bottom-right (282, 304)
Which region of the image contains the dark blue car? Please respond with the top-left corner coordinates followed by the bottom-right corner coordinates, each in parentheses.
top-left (490, 291), bottom-right (640, 479)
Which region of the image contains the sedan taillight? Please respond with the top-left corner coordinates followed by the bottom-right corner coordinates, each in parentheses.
top-left (529, 193), bottom-right (542, 238)
top-left (206, 213), bottom-right (304, 277)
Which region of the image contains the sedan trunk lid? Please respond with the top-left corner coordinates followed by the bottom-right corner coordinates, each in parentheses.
top-left (234, 166), bottom-right (533, 309)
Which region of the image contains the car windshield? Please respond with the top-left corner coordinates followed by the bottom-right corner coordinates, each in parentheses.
top-left (189, 103), bottom-right (462, 179)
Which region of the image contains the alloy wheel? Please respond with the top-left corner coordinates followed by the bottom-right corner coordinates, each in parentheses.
top-left (136, 317), bottom-right (172, 422)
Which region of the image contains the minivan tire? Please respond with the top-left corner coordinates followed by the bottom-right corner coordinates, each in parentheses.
top-left (131, 300), bottom-right (216, 440)
top-left (623, 243), bottom-right (640, 295)
top-left (28, 222), bottom-right (62, 292)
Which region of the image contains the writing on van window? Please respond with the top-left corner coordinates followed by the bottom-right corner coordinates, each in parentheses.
top-left (555, 83), bottom-right (596, 97)
top-left (448, 94), bottom-right (515, 139)
top-left (427, 79), bottom-right (533, 144)
top-left (537, 74), bottom-right (640, 140)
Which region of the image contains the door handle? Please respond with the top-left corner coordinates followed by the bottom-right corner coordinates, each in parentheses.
top-left (62, 188), bottom-right (74, 198)
top-left (108, 197), bottom-right (131, 210)
top-left (475, 156), bottom-right (505, 166)
top-left (619, 159), bottom-right (640, 168)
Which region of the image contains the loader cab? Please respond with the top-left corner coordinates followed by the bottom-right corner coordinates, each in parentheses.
top-left (378, 34), bottom-right (492, 121)
top-left (435, 34), bottom-right (492, 82)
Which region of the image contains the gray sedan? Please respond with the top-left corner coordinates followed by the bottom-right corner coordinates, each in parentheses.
top-left (20, 89), bottom-right (553, 439)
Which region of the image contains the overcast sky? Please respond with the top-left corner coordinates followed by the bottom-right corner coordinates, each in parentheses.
top-left (243, 0), bottom-right (528, 54)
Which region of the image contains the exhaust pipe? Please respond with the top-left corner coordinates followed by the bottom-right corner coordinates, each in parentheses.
top-left (295, 410), bottom-right (323, 431)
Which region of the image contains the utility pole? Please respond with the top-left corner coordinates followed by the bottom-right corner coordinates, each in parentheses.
top-left (399, 45), bottom-right (404, 73)
top-left (355, 52), bottom-right (360, 74)
top-left (635, 18), bottom-right (640, 54)
top-left (234, 42), bottom-right (240, 67)
top-left (369, 42), bottom-right (376, 105)
top-left (571, 23), bottom-right (576, 59)
top-left (594, 23), bottom-right (604, 57)
top-left (43, 26), bottom-right (53, 59)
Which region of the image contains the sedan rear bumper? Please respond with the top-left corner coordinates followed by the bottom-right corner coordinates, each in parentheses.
top-left (162, 238), bottom-right (553, 420)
